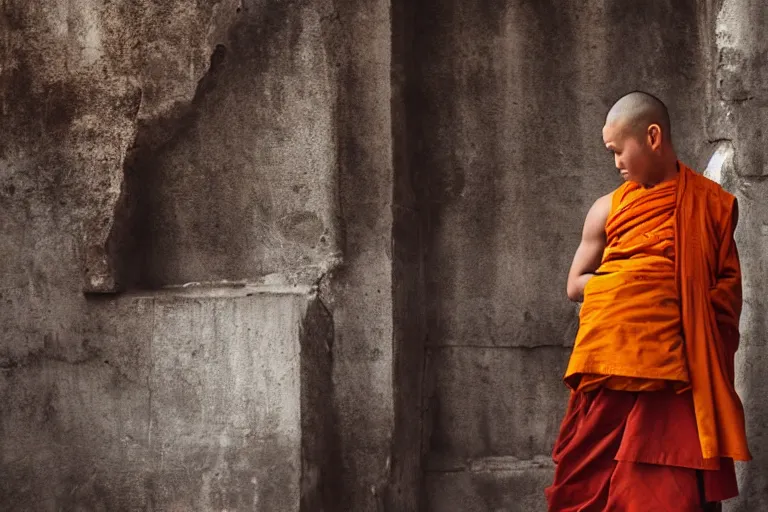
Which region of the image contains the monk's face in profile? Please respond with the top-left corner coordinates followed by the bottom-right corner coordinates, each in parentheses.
top-left (602, 121), bottom-right (661, 184)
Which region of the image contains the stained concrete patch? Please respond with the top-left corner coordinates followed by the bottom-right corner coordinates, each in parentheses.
top-left (728, 103), bottom-right (768, 177)
top-left (425, 347), bottom-right (570, 461)
top-left (0, 0), bottom-right (244, 293)
top-left (713, 2), bottom-right (768, 509)
top-left (325, 0), bottom-right (397, 509)
top-left (728, 178), bottom-right (768, 512)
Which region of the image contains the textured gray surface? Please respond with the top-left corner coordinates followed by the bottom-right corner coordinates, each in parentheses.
top-left (127, 2), bottom-right (342, 288)
top-left (425, 457), bottom-right (554, 512)
top-left (426, 347), bottom-right (569, 461)
top-left (0, 1), bottom-right (399, 510)
top-left (0, 0), bottom-right (240, 293)
top-left (387, 1), bottom-right (428, 508)
top-left (321, 0), bottom-right (400, 509)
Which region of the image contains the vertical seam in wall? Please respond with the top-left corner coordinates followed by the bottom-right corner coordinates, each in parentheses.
top-left (147, 298), bottom-right (155, 448)
top-left (418, 341), bottom-right (429, 470)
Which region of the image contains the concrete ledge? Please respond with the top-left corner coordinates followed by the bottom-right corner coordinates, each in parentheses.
top-left (425, 456), bottom-right (553, 512)
top-left (115, 282), bottom-right (316, 299)
top-left (426, 454), bottom-right (554, 473)
top-left (0, 292), bottom-right (334, 511)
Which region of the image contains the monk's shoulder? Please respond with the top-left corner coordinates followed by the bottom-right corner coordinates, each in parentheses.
top-left (606, 181), bottom-right (633, 214)
top-left (581, 192), bottom-right (613, 234)
top-left (592, 191), bottom-right (613, 215)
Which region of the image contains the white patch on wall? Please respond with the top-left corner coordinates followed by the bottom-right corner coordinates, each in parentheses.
top-left (703, 141), bottom-right (734, 185)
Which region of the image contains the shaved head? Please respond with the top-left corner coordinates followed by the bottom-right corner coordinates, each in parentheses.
top-left (602, 91), bottom-right (678, 186)
top-left (606, 91), bottom-right (672, 144)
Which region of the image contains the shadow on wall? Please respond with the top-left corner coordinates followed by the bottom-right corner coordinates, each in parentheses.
top-left (107, 3), bottom-right (342, 292)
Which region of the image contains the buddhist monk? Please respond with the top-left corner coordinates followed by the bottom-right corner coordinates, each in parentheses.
top-left (545, 91), bottom-right (750, 512)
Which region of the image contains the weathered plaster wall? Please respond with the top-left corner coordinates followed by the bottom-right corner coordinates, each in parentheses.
top-left (711, 1), bottom-right (768, 510)
top-left (0, 0), bottom-right (241, 295)
top-left (388, 0), bottom-right (427, 508)
top-left (124, 2), bottom-right (343, 289)
top-left (412, 1), bottom-right (714, 509)
top-left (0, 0), bottom-right (243, 369)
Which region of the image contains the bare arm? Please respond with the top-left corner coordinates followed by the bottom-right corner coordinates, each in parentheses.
top-left (566, 194), bottom-right (611, 302)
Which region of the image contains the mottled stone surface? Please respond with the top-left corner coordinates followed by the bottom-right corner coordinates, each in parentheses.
top-left (322, 0), bottom-right (398, 507)
top-left (387, 0), bottom-right (428, 508)
top-left (425, 347), bottom-right (569, 461)
top-left (425, 457), bottom-right (553, 512)
top-left (0, 0), bottom-right (241, 293)
top-left (712, 4), bottom-right (768, 511)
top-left (0, 1), bottom-right (355, 509)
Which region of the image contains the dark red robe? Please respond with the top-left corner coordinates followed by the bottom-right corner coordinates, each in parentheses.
top-left (545, 388), bottom-right (737, 511)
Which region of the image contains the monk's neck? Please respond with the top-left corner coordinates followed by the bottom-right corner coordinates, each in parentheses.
top-left (642, 159), bottom-right (680, 189)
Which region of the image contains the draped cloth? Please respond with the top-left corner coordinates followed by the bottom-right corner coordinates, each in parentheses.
top-left (545, 388), bottom-right (738, 510)
top-left (548, 163), bottom-right (750, 510)
top-left (564, 162), bottom-right (750, 463)
top-left (675, 162), bottom-right (750, 463)
top-left (565, 174), bottom-right (689, 392)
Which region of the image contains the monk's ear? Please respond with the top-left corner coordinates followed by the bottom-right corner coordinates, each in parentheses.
top-left (647, 124), bottom-right (663, 150)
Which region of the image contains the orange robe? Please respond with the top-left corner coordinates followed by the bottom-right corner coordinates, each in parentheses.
top-left (675, 163), bottom-right (750, 463)
top-left (565, 173), bottom-right (689, 392)
top-left (564, 162), bottom-right (750, 463)
top-left (548, 163), bottom-right (750, 509)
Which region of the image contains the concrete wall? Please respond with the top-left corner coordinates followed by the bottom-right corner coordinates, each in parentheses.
top-left (389, 0), bottom-right (428, 509)
top-left (0, 0), bottom-right (242, 294)
top-left (123, 2), bottom-right (342, 288)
